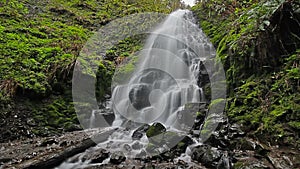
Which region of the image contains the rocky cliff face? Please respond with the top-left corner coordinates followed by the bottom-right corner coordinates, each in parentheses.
top-left (192, 0), bottom-right (300, 153)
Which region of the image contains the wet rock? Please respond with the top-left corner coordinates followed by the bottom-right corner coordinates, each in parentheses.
top-left (193, 110), bottom-right (207, 130)
top-left (82, 148), bottom-right (110, 163)
top-left (129, 84), bottom-right (152, 110)
top-left (175, 136), bottom-right (194, 153)
top-left (145, 143), bottom-right (160, 154)
top-left (136, 150), bottom-right (147, 158)
top-left (175, 109), bottom-right (195, 131)
top-left (179, 102), bottom-right (207, 130)
top-left (110, 151), bottom-right (126, 164)
top-left (191, 144), bottom-right (223, 168)
top-left (146, 122), bottom-right (166, 138)
top-left (232, 138), bottom-right (256, 151)
top-left (132, 141), bottom-right (143, 150)
top-left (89, 109), bottom-right (115, 128)
top-left (198, 60), bottom-right (210, 88)
top-left (123, 144), bottom-right (132, 152)
top-left (161, 151), bottom-right (176, 160)
top-left (204, 132), bottom-right (229, 148)
top-left (123, 120), bottom-right (143, 130)
top-left (191, 129), bottom-right (201, 137)
top-left (139, 70), bottom-right (170, 84)
top-left (132, 124), bottom-right (150, 140)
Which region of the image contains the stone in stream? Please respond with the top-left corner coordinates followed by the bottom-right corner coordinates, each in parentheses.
top-left (129, 84), bottom-right (152, 110)
top-left (132, 124), bottom-right (150, 140)
top-left (146, 122), bottom-right (166, 138)
top-left (132, 141), bottom-right (143, 150)
top-left (82, 148), bottom-right (110, 163)
top-left (110, 151), bottom-right (126, 164)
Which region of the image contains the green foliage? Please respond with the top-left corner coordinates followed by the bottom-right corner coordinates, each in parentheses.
top-left (193, 1), bottom-right (300, 145)
top-left (0, 0), bottom-right (177, 101)
top-left (31, 95), bottom-right (79, 135)
top-left (0, 0), bottom-right (181, 139)
top-left (227, 49), bottom-right (300, 145)
top-left (95, 60), bottom-right (115, 101)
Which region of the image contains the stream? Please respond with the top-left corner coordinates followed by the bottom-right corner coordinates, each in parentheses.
top-left (58, 9), bottom-right (220, 169)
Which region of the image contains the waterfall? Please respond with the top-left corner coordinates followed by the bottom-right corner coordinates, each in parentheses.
top-left (111, 9), bottom-right (208, 130)
top-left (57, 9), bottom-right (217, 168)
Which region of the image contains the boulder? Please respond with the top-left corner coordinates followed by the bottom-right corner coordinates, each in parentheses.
top-left (110, 151), bottom-right (126, 164)
top-left (174, 136), bottom-right (194, 154)
top-left (132, 124), bottom-right (150, 140)
top-left (129, 84), bottom-right (151, 110)
top-left (146, 122), bottom-right (166, 138)
top-left (191, 144), bottom-right (223, 168)
top-left (82, 148), bottom-right (110, 163)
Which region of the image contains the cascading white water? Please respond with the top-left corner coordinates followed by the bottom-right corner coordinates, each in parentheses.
top-left (111, 9), bottom-right (210, 130)
top-left (57, 9), bottom-right (216, 168)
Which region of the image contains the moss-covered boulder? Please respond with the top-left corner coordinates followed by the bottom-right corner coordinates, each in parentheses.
top-left (146, 122), bottom-right (166, 138)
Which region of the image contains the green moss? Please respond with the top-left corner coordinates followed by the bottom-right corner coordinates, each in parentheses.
top-left (0, 0), bottom-right (180, 102)
top-left (0, 0), bottom-right (184, 140)
top-left (193, 1), bottom-right (300, 145)
top-left (146, 123), bottom-right (166, 138)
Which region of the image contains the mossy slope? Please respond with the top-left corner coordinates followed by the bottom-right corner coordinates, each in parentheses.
top-left (192, 0), bottom-right (300, 146)
top-left (0, 0), bottom-right (182, 142)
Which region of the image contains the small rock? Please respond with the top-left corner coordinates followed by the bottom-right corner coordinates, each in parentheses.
top-left (110, 151), bottom-right (126, 164)
top-left (191, 144), bottom-right (223, 168)
top-left (175, 136), bottom-right (194, 153)
top-left (123, 144), bottom-right (132, 152)
top-left (191, 130), bottom-right (200, 137)
top-left (204, 132), bottom-right (228, 148)
top-left (132, 124), bottom-right (150, 140)
top-left (132, 142), bottom-right (143, 150)
top-left (82, 148), bottom-right (110, 163)
top-left (136, 150), bottom-right (147, 158)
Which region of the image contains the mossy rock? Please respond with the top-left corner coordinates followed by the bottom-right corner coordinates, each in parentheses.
top-left (146, 122), bottom-right (166, 138)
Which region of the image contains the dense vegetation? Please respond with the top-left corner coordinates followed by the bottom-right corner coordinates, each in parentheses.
top-left (0, 0), bottom-right (182, 142)
top-left (1, 0), bottom-right (299, 152)
top-left (192, 0), bottom-right (300, 147)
